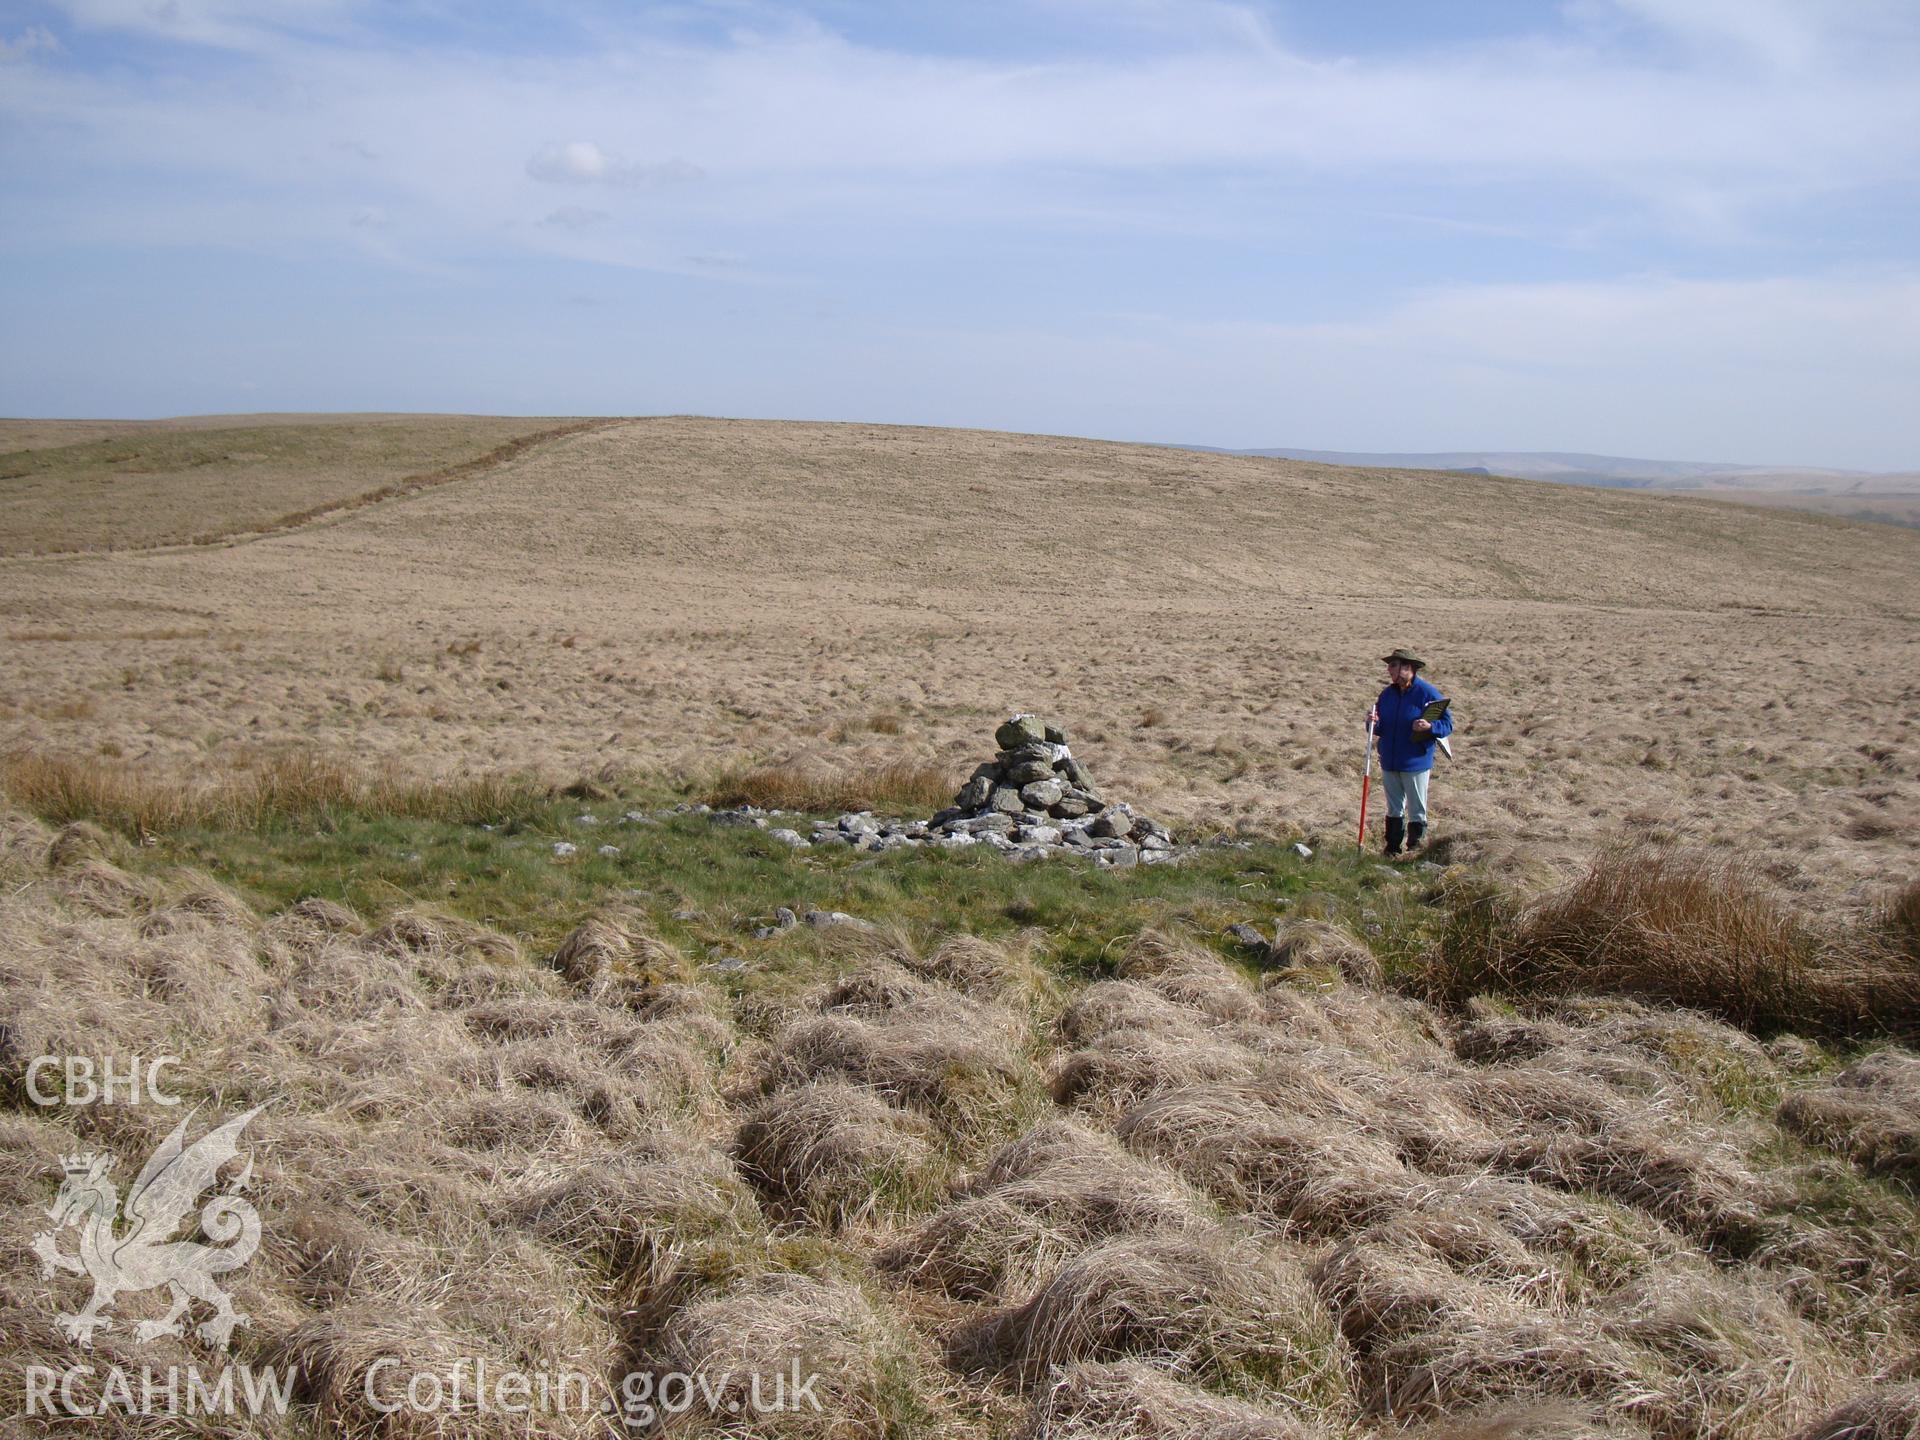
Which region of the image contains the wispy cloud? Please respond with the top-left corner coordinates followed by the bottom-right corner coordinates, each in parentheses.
top-left (527, 141), bottom-right (704, 188)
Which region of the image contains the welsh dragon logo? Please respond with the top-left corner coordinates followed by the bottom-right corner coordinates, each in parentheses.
top-left (32, 1107), bottom-right (264, 1349)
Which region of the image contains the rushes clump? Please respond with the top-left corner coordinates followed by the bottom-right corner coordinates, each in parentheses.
top-left (1419, 842), bottom-right (1920, 1037)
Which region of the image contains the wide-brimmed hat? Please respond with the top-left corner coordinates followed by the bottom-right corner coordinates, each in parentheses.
top-left (1380, 648), bottom-right (1425, 669)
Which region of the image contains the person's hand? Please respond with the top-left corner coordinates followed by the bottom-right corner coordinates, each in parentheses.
top-left (1413, 718), bottom-right (1432, 733)
top-left (1367, 707), bottom-right (1379, 726)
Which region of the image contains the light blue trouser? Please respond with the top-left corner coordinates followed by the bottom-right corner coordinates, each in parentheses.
top-left (1382, 769), bottom-right (1430, 824)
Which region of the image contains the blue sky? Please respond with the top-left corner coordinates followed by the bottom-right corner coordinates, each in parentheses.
top-left (2, 0), bottom-right (1917, 468)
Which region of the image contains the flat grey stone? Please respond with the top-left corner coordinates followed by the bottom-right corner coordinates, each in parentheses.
top-left (956, 813), bottom-right (1016, 835)
top-left (804, 909), bottom-right (875, 931)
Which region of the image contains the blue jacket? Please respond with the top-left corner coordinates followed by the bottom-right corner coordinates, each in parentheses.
top-left (1374, 676), bottom-right (1453, 773)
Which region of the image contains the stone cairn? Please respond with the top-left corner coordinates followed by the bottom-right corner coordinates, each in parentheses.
top-left (924, 714), bottom-right (1174, 866)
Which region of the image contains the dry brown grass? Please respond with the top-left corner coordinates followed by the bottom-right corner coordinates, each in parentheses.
top-left (0, 748), bottom-right (559, 833)
top-left (733, 1080), bottom-right (936, 1229)
top-left (1017, 1359), bottom-right (1329, 1438)
top-left (954, 1229), bottom-right (1346, 1405)
top-left (1788, 1382), bottom-right (1920, 1440)
top-left (879, 1118), bottom-right (1212, 1303)
top-left (0, 414), bottom-right (588, 554)
top-left (757, 962), bottom-right (1034, 1131)
top-left (0, 828), bottom-right (750, 1439)
top-left (1778, 1050), bottom-right (1920, 1186)
top-left (1420, 842), bottom-right (1920, 1037)
top-left (701, 756), bottom-right (957, 815)
top-left (649, 1270), bottom-right (956, 1436)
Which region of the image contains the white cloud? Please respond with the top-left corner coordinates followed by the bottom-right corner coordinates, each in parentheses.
top-left (527, 140), bottom-right (704, 187)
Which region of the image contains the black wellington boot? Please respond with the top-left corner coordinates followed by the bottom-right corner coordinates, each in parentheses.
top-left (1383, 817), bottom-right (1404, 857)
top-left (1406, 821), bottom-right (1427, 853)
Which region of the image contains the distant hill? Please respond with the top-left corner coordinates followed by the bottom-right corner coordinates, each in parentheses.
top-left (1201, 446), bottom-right (1920, 496)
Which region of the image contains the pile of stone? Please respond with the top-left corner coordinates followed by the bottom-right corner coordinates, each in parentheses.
top-left (925, 714), bottom-right (1174, 867)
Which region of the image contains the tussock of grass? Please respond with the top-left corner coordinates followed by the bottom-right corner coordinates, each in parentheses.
top-left (1117, 1085), bottom-right (1419, 1237)
top-left (758, 962), bottom-right (1034, 1132)
top-left (1019, 1359), bottom-right (1327, 1438)
top-left (1418, 842), bottom-right (1920, 1038)
top-left (733, 1080), bottom-right (937, 1230)
top-left (879, 1118), bottom-right (1212, 1303)
top-left (701, 756), bottom-right (957, 814)
top-left (649, 1270), bottom-right (955, 1437)
top-left (1779, 1050), bottom-right (1920, 1186)
top-left (1789, 1382), bottom-right (1920, 1440)
top-left (955, 1229), bottom-right (1346, 1404)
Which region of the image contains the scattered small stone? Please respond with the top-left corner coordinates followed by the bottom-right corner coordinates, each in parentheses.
top-left (704, 955), bottom-right (748, 973)
top-left (768, 828), bottom-right (809, 847)
top-left (710, 810), bottom-right (767, 829)
top-left (774, 906), bottom-right (798, 928)
top-left (671, 909), bottom-right (701, 921)
top-left (552, 841), bottom-right (577, 857)
top-left (596, 844), bottom-right (620, 857)
top-left (803, 909), bottom-right (876, 931)
top-left (1293, 842), bottom-right (1313, 859)
top-left (575, 813), bottom-right (599, 826)
top-left (1226, 923), bottom-right (1270, 958)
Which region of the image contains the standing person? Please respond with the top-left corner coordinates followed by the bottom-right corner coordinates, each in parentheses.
top-left (1367, 648), bottom-right (1452, 856)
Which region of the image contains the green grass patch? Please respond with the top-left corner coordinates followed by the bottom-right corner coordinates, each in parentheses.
top-left (114, 794), bottom-right (1443, 975)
